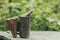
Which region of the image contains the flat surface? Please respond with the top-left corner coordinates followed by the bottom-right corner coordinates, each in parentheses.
top-left (0, 31), bottom-right (60, 40)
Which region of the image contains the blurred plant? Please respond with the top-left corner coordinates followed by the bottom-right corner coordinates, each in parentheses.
top-left (0, 0), bottom-right (60, 31)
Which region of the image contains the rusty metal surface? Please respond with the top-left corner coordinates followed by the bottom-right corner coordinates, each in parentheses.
top-left (6, 18), bottom-right (17, 38)
top-left (19, 17), bottom-right (30, 38)
top-left (19, 10), bottom-right (33, 38)
top-left (6, 10), bottom-right (33, 38)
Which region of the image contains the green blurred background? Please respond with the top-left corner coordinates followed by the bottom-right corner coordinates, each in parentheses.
top-left (0, 0), bottom-right (60, 31)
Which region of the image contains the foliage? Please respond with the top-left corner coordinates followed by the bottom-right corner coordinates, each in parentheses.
top-left (0, 0), bottom-right (60, 31)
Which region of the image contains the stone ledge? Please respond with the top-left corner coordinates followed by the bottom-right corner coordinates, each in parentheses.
top-left (0, 31), bottom-right (60, 40)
